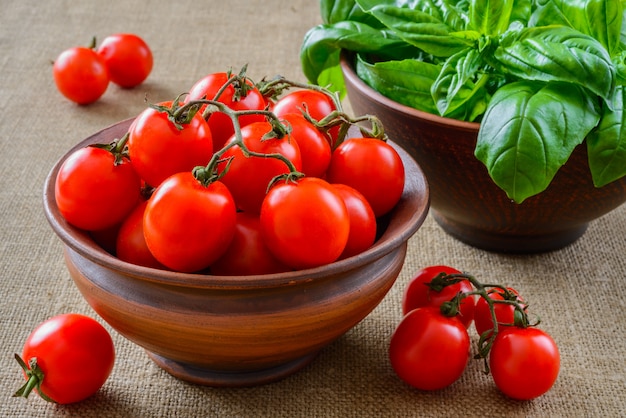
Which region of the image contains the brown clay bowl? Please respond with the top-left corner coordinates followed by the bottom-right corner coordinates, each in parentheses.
top-left (42, 118), bottom-right (429, 387)
top-left (341, 52), bottom-right (626, 253)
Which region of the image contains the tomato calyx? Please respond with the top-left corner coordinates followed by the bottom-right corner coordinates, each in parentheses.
top-left (13, 354), bottom-right (56, 403)
top-left (89, 132), bottom-right (130, 166)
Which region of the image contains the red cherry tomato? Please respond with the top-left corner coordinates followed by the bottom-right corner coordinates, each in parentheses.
top-left (260, 177), bottom-right (350, 270)
top-left (55, 145), bottom-right (141, 231)
top-left (331, 183), bottom-right (377, 258)
top-left (402, 265), bottom-right (476, 329)
top-left (273, 89), bottom-right (339, 144)
top-left (127, 101), bottom-right (213, 187)
top-left (143, 172), bottom-right (237, 273)
top-left (219, 121), bottom-right (302, 214)
top-left (14, 313), bottom-right (115, 404)
top-left (280, 113), bottom-right (331, 178)
top-left (185, 72), bottom-right (266, 152)
top-left (53, 46), bottom-right (109, 104)
top-left (489, 327), bottom-right (560, 400)
top-left (326, 137), bottom-right (405, 217)
top-left (116, 200), bottom-right (166, 269)
top-left (474, 287), bottom-right (525, 338)
top-left (389, 307), bottom-right (470, 391)
top-left (97, 33), bottom-right (153, 88)
top-left (210, 212), bottom-right (291, 275)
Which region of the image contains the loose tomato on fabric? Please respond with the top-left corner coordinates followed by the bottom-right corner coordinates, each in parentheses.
top-left (143, 172), bottom-right (237, 273)
top-left (219, 121), bottom-right (302, 214)
top-left (272, 89), bottom-right (340, 144)
top-left (260, 177), bottom-right (350, 270)
top-left (210, 212), bottom-right (291, 276)
top-left (53, 46), bottom-right (109, 104)
top-left (489, 327), bottom-right (560, 400)
top-left (331, 183), bottom-right (377, 259)
top-left (116, 200), bottom-right (166, 269)
top-left (279, 113), bottom-right (331, 178)
top-left (185, 72), bottom-right (266, 152)
top-left (474, 287), bottom-right (525, 338)
top-left (55, 145), bottom-right (141, 231)
top-left (402, 265), bottom-right (476, 329)
top-left (14, 313), bottom-right (115, 404)
top-left (326, 137), bottom-right (404, 217)
top-left (127, 101), bottom-right (213, 188)
top-left (389, 307), bottom-right (470, 391)
top-left (97, 33), bottom-right (153, 88)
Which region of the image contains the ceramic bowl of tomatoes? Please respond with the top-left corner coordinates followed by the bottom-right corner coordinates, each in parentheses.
top-left (42, 117), bottom-right (430, 387)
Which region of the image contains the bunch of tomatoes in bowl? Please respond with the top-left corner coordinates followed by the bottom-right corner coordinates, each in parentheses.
top-left (53, 67), bottom-right (406, 275)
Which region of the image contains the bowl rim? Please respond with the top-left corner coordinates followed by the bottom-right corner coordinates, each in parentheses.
top-left (43, 118), bottom-right (430, 290)
top-left (339, 51), bottom-right (481, 133)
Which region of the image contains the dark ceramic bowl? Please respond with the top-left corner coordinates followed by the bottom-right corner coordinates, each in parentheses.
top-left (42, 118), bottom-right (429, 387)
top-left (341, 52), bottom-right (626, 253)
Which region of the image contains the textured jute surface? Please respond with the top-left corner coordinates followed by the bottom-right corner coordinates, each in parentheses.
top-left (1, 1), bottom-right (625, 417)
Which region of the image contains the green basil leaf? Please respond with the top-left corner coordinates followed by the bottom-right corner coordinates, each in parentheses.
top-left (355, 0), bottom-right (473, 57)
top-left (431, 47), bottom-right (489, 121)
top-left (475, 81), bottom-right (601, 203)
top-left (321, 0), bottom-right (384, 27)
top-left (587, 85), bottom-right (626, 187)
top-left (469, 0), bottom-right (514, 35)
top-left (355, 54), bottom-right (440, 114)
top-left (492, 25), bottom-right (615, 100)
top-left (510, 0), bottom-right (532, 26)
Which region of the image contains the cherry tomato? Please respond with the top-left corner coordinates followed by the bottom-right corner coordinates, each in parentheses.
top-left (53, 46), bottom-right (109, 104)
top-left (402, 265), bottom-right (476, 329)
top-left (474, 287), bottom-right (525, 338)
top-left (260, 177), bottom-right (350, 270)
top-left (273, 89), bottom-right (340, 144)
top-left (326, 137), bottom-right (405, 217)
top-left (55, 145), bottom-right (141, 231)
top-left (389, 307), bottom-right (470, 391)
top-left (116, 200), bottom-right (166, 269)
top-left (143, 172), bottom-right (237, 273)
top-left (331, 184), bottom-right (377, 259)
top-left (210, 212), bottom-right (291, 275)
top-left (127, 101), bottom-right (213, 187)
top-left (97, 33), bottom-right (153, 88)
top-left (14, 313), bottom-right (115, 404)
top-left (219, 121), bottom-right (302, 214)
top-left (280, 113), bottom-right (331, 178)
top-left (489, 327), bottom-right (560, 400)
top-left (185, 72), bottom-right (266, 152)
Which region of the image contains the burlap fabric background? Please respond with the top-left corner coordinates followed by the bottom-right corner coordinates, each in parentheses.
top-left (1, 1), bottom-right (624, 417)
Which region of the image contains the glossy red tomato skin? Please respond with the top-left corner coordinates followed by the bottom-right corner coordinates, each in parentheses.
top-left (219, 121), bottom-right (302, 214)
top-left (210, 212), bottom-right (291, 276)
top-left (489, 327), bottom-right (560, 400)
top-left (185, 72), bottom-right (266, 152)
top-left (260, 177), bottom-right (350, 270)
top-left (389, 307), bottom-right (470, 391)
top-left (331, 184), bottom-right (377, 259)
top-left (272, 89), bottom-right (339, 144)
top-left (116, 200), bottom-right (165, 269)
top-left (143, 172), bottom-right (237, 273)
top-left (55, 146), bottom-right (141, 231)
top-left (53, 47), bottom-right (109, 104)
top-left (326, 137), bottom-right (405, 217)
top-left (20, 314), bottom-right (115, 404)
top-left (127, 101), bottom-right (213, 188)
top-left (474, 287), bottom-right (524, 338)
top-left (97, 33), bottom-right (153, 88)
top-left (402, 265), bottom-right (476, 329)
top-left (279, 113), bottom-right (331, 178)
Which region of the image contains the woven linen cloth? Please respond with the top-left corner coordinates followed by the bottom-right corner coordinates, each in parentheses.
top-left (1, 1), bottom-right (624, 417)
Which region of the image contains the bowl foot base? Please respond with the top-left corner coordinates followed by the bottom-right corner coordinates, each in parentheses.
top-left (146, 351), bottom-right (320, 387)
top-left (432, 212), bottom-right (589, 254)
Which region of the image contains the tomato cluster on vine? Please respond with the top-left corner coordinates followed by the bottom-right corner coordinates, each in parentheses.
top-left (390, 266), bottom-right (560, 400)
top-left (54, 67), bottom-right (406, 274)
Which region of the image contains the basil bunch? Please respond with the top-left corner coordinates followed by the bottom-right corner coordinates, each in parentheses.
top-left (301, 0), bottom-right (626, 203)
